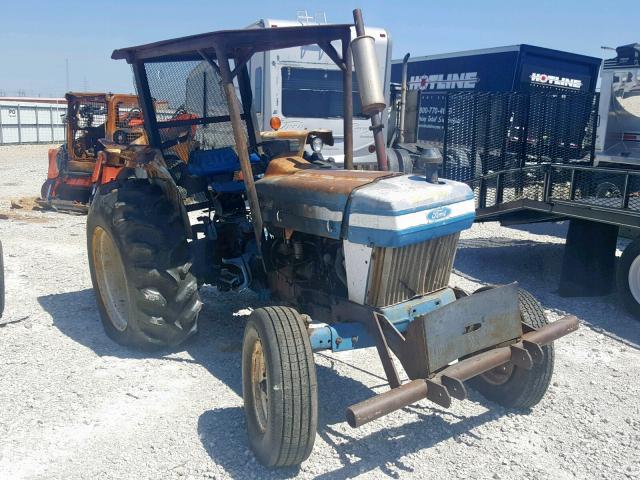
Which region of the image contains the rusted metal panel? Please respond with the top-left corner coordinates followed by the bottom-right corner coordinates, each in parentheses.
top-left (346, 314), bottom-right (579, 428)
top-left (262, 157), bottom-right (392, 194)
top-left (112, 24), bottom-right (354, 63)
top-left (257, 157), bottom-right (397, 238)
top-left (366, 233), bottom-right (459, 307)
top-left (416, 283), bottom-right (522, 373)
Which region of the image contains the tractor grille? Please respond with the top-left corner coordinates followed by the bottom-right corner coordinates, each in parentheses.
top-left (365, 233), bottom-right (459, 307)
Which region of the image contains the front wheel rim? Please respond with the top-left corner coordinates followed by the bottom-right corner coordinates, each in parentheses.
top-left (250, 339), bottom-right (269, 433)
top-left (481, 363), bottom-right (515, 385)
top-left (92, 226), bottom-right (130, 332)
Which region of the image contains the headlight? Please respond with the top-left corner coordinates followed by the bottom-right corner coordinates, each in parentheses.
top-left (311, 136), bottom-right (323, 153)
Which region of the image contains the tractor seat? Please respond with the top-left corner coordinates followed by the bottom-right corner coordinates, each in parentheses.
top-left (66, 160), bottom-right (97, 175)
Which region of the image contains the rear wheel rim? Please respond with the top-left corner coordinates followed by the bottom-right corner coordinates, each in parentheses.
top-left (250, 339), bottom-right (269, 433)
top-left (628, 256), bottom-right (640, 304)
top-left (92, 226), bottom-right (130, 332)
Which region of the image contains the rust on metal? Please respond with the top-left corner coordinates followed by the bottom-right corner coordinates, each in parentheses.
top-left (346, 315), bottom-right (580, 428)
top-left (425, 379), bottom-right (451, 408)
top-left (262, 157), bottom-right (396, 196)
top-left (522, 339), bottom-right (544, 364)
top-left (342, 39), bottom-right (354, 170)
top-left (346, 379), bottom-right (428, 428)
top-left (509, 344), bottom-right (534, 369)
top-left (215, 44), bottom-right (264, 250)
top-left (371, 312), bottom-right (401, 389)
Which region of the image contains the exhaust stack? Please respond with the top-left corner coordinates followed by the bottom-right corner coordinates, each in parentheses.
top-left (351, 9), bottom-right (388, 171)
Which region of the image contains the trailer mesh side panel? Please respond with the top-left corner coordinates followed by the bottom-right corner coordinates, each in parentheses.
top-left (366, 233), bottom-right (459, 307)
top-left (439, 92), bottom-right (599, 184)
top-left (547, 166), bottom-right (640, 211)
top-left (142, 60), bottom-right (247, 155)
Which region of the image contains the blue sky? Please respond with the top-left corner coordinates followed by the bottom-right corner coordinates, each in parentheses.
top-left (0, 0), bottom-right (635, 97)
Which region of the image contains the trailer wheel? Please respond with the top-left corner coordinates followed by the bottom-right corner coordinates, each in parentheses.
top-left (617, 238), bottom-right (640, 319)
top-left (469, 289), bottom-right (555, 408)
top-left (87, 178), bottom-right (201, 350)
top-left (242, 306), bottom-right (317, 468)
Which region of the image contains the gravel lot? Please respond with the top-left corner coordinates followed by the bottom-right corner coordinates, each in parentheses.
top-left (0, 144), bottom-right (638, 480)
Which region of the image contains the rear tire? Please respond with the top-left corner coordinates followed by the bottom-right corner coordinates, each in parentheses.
top-left (242, 306), bottom-right (317, 468)
top-left (469, 289), bottom-right (555, 408)
top-left (87, 177), bottom-right (201, 350)
top-left (617, 238), bottom-right (640, 319)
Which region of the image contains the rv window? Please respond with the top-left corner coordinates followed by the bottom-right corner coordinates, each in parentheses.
top-left (254, 67), bottom-right (262, 114)
top-left (281, 67), bottom-right (364, 119)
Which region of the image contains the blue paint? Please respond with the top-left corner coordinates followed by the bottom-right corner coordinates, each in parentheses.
top-left (346, 214), bottom-right (475, 247)
top-left (188, 147), bottom-right (261, 176)
top-left (309, 288), bottom-right (456, 352)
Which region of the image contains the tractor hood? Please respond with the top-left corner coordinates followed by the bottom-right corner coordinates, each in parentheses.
top-left (255, 158), bottom-right (475, 247)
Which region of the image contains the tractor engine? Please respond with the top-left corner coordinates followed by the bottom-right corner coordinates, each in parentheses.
top-left (255, 157), bottom-right (476, 312)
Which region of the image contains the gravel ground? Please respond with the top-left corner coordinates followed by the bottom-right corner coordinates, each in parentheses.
top-left (0, 144), bottom-right (638, 480)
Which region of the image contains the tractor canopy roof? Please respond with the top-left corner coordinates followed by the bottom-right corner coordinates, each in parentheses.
top-left (111, 24), bottom-right (353, 63)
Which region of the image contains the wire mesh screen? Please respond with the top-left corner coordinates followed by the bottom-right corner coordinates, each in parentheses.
top-left (469, 166), bottom-right (546, 209)
top-left (113, 99), bottom-right (145, 145)
top-left (434, 91), bottom-right (599, 183)
top-left (70, 96), bottom-right (107, 160)
top-left (548, 166), bottom-right (640, 212)
top-left (143, 60), bottom-right (246, 153)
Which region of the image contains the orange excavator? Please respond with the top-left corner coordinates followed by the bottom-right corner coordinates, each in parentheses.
top-left (40, 92), bottom-right (146, 213)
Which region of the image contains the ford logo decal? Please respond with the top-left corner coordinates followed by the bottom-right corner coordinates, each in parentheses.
top-left (427, 206), bottom-right (451, 221)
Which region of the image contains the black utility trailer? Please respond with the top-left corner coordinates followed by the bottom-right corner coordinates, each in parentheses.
top-left (388, 43), bottom-right (640, 319)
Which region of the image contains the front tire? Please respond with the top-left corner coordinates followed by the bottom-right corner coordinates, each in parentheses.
top-left (87, 177), bottom-right (201, 350)
top-left (469, 289), bottom-right (555, 408)
top-left (242, 307), bottom-right (318, 468)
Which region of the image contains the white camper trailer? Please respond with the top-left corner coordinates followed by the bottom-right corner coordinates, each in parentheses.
top-left (595, 43), bottom-right (640, 167)
top-left (247, 18), bottom-right (392, 166)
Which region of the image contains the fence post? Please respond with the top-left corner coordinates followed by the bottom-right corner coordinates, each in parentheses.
top-left (50, 105), bottom-right (54, 142)
top-left (0, 104), bottom-right (3, 145)
top-left (35, 106), bottom-right (40, 143)
top-left (16, 104), bottom-right (22, 144)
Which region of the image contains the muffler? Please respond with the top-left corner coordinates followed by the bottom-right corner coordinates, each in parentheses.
top-left (351, 8), bottom-right (388, 171)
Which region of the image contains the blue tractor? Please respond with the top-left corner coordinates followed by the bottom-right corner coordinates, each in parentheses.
top-left (87, 10), bottom-right (578, 468)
